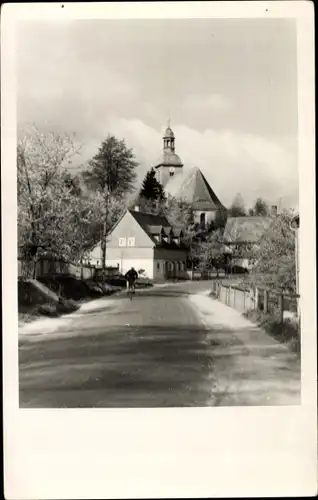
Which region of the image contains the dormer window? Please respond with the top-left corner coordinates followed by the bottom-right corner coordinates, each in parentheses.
top-left (162, 227), bottom-right (172, 244)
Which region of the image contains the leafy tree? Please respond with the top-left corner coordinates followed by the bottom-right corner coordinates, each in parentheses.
top-left (62, 171), bottom-right (82, 196)
top-left (18, 125), bottom-right (82, 275)
top-left (249, 197), bottom-right (269, 216)
top-left (17, 125), bottom-right (124, 276)
top-left (82, 135), bottom-right (138, 196)
top-left (245, 210), bottom-right (296, 292)
top-left (212, 207), bottom-right (228, 230)
top-left (228, 193), bottom-right (246, 217)
top-left (139, 168), bottom-right (165, 201)
top-left (93, 188), bottom-right (126, 268)
top-left (163, 196), bottom-right (196, 244)
top-left (195, 229), bottom-right (226, 277)
top-left (82, 135), bottom-right (136, 268)
top-left (134, 196), bottom-right (165, 215)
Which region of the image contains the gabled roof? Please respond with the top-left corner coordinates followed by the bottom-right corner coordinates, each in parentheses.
top-left (162, 226), bottom-right (172, 236)
top-left (223, 216), bottom-right (272, 244)
top-left (129, 210), bottom-right (186, 250)
top-left (130, 210), bottom-right (171, 228)
top-left (172, 228), bottom-right (183, 237)
top-left (164, 167), bottom-right (224, 211)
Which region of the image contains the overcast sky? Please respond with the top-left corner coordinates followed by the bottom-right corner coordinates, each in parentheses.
top-left (17, 18), bottom-right (298, 209)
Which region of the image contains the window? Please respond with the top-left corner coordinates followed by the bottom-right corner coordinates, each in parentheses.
top-left (200, 212), bottom-right (206, 228)
top-left (127, 237), bottom-right (135, 247)
top-left (157, 262), bottom-right (160, 270)
top-left (119, 237), bottom-right (126, 247)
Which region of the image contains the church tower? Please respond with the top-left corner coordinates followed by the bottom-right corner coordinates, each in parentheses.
top-left (154, 121), bottom-right (183, 187)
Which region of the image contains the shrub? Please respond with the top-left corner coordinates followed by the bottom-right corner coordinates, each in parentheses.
top-left (37, 304), bottom-right (59, 317)
top-left (244, 309), bottom-right (300, 355)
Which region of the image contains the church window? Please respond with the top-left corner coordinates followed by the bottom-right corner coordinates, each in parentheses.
top-left (200, 213), bottom-right (206, 228)
top-left (157, 262), bottom-right (160, 270)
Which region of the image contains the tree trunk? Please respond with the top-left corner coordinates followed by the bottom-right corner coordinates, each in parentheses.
top-left (101, 220), bottom-right (107, 270)
top-left (32, 256), bottom-right (37, 279)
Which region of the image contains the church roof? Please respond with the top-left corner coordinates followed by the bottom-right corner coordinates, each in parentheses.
top-left (154, 150), bottom-right (183, 168)
top-left (163, 127), bottom-right (174, 139)
top-left (164, 167), bottom-right (224, 211)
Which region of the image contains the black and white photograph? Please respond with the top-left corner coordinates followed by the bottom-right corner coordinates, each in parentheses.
top-left (2, 2), bottom-right (316, 498)
top-left (16, 13), bottom-right (302, 408)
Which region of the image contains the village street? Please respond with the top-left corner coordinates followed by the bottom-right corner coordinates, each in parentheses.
top-left (19, 281), bottom-right (300, 408)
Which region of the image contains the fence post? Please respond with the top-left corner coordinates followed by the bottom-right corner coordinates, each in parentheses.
top-left (264, 289), bottom-right (268, 314)
top-left (233, 287), bottom-right (236, 308)
top-left (228, 286), bottom-right (231, 306)
top-left (278, 293), bottom-right (284, 324)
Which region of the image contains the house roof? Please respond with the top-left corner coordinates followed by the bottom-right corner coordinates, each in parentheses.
top-left (291, 214), bottom-right (299, 229)
top-left (130, 210), bottom-right (171, 229)
top-left (223, 216), bottom-right (272, 244)
top-left (129, 209), bottom-right (186, 250)
top-left (164, 167), bottom-right (224, 211)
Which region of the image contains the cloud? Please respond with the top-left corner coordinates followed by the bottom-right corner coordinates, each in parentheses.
top-left (184, 93), bottom-right (231, 114)
top-left (99, 117), bottom-right (298, 209)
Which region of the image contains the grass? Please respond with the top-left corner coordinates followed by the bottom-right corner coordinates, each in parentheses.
top-left (244, 309), bottom-right (300, 356)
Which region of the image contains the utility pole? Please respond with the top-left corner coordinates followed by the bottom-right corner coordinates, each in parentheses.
top-left (102, 188), bottom-right (108, 270)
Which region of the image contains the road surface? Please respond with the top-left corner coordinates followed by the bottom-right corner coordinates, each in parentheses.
top-left (19, 281), bottom-right (300, 407)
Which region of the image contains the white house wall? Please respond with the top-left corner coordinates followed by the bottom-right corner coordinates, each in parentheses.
top-left (105, 258), bottom-right (154, 278)
top-left (89, 243), bottom-right (103, 266)
top-left (106, 247), bottom-right (154, 277)
top-left (193, 210), bottom-right (216, 226)
top-left (87, 210), bottom-right (190, 280)
top-left (107, 211), bottom-right (154, 248)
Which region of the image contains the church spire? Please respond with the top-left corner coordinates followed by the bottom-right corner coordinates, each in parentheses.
top-left (163, 119), bottom-right (175, 152)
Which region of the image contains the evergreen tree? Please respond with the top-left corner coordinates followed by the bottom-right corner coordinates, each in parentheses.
top-left (213, 207), bottom-right (228, 230)
top-left (251, 197), bottom-right (269, 216)
top-left (139, 168), bottom-right (165, 201)
top-left (228, 193), bottom-right (246, 217)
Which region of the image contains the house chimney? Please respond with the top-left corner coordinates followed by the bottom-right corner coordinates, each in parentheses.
top-left (134, 205), bottom-right (140, 212)
top-left (271, 205), bottom-right (278, 216)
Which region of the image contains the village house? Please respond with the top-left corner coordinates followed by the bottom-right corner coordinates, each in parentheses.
top-left (88, 207), bottom-right (189, 280)
top-left (154, 122), bottom-right (225, 229)
top-left (222, 207), bottom-right (278, 270)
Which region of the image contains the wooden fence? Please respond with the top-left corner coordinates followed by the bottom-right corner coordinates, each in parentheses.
top-left (211, 281), bottom-right (300, 323)
top-left (18, 258), bottom-right (119, 281)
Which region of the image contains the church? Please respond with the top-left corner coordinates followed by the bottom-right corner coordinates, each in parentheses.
top-left (154, 122), bottom-right (225, 228)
